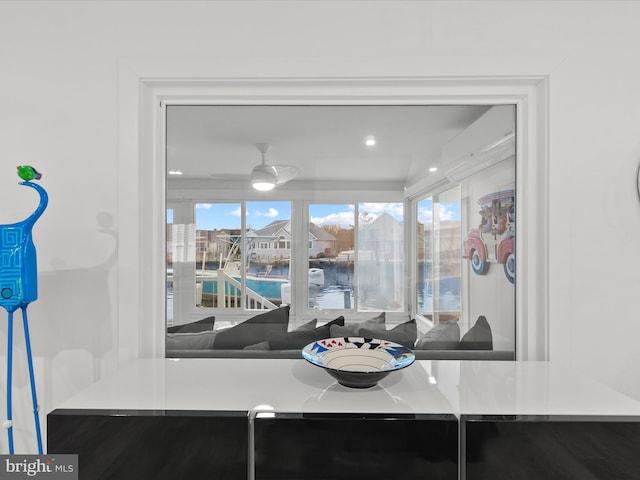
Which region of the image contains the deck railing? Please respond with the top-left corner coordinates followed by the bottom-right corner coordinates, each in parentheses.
top-left (196, 270), bottom-right (277, 310)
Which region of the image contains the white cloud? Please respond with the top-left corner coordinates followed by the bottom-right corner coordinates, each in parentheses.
top-left (359, 202), bottom-right (392, 214)
top-left (417, 204), bottom-right (459, 224)
top-left (231, 206), bottom-right (242, 217)
top-left (311, 211), bottom-right (355, 228)
top-left (196, 203), bottom-right (212, 209)
top-left (255, 207), bottom-right (279, 218)
top-left (439, 205), bottom-right (456, 222)
top-left (359, 202), bottom-right (404, 221)
top-left (418, 206), bottom-right (433, 224)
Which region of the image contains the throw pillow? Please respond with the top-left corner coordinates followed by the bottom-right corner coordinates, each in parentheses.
top-left (213, 306), bottom-right (290, 349)
top-left (460, 315), bottom-right (493, 350)
top-left (166, 330), bottom-right (217, 350)
top-left (167, 316), bottom-right (215, 333)
top-left (414, 322), bottom-right (460, 350)
top-left (360, 319), bottom-right (418, 348)
top-left (329, 312), bottom-right (386, 337)
top-left (291, 318), bottom-right (318, 332)
top-left (269, 316), bottom-right (345, 350)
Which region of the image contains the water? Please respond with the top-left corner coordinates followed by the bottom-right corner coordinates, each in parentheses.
top-left (416, 262), bottom-right (461, 314)
top-left (199, 261), bottom-right (356, 308)
top-left (194, 260), bottom-right (461, 312)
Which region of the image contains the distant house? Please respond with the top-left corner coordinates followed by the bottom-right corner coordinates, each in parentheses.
top-left (247, 220), bottom-right (337, 262)
top-left (247, 220), bottom-right (291, 263)
top-left (309, 223), bottom-right (338, 258)
top-left (358, 211), bottom-right (404, 261)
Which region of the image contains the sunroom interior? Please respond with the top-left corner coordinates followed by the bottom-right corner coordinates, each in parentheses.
top-left (165, 103), bottom-right (516, 360)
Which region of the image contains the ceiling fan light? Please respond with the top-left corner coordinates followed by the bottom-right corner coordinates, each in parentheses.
top-left (252, 181), bottom-right (275, 191)
top-left (251, 164), bottom-right (278, 191)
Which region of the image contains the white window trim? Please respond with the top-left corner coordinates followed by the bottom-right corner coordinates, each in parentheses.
top-left (118, 60), bottom-right (548, 363)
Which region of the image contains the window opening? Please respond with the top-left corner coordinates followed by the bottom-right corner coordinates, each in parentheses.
top-left (308, 204), bottom-right (354, 310)
top-left (357, 202), bottom-right (404, 312)
top-left (416, 188), bottom-right (462, 322)
top-left (245, 201), bottom-right (292, 309)
top-left (165, 103), bottom-right (517, 359)
top-left (193, 202), bottom-right (243, 308)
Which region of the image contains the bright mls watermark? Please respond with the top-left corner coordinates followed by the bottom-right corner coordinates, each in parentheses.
top-left (0, 456), bottom-right (77, 479)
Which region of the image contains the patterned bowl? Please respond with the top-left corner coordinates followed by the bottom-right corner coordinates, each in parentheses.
top-left (302, 337), bottom-right (416, 388)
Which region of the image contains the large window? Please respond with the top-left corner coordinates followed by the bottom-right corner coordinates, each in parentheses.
top-left (165, 103), bottom-right (517, 358)
top-left (416, 187), bottom-right (462, 322)
top-left (308, 204), bottom-right (354, 310)
top-left (308, 203), bottom-right (404, 312)
top-left (187, 201), bottom-right (292, 310)
top-left (170, 200), bottom-right (405, 316)
top-left (357, 202), bottom-right (404, 311)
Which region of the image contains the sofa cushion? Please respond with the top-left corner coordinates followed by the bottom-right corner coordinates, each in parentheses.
top-left (460, 315), bottom-right (493, 350)
top-left (414, 322), bottom-right (460, 350)
top-left (329, 312), bottom-right (386, 337)
top-left (243, 341), bottom-right (270, 351)
top-left (360, 319), bottom-right (417, 348)
top-left (167, 316), bottom-right (215, 333)
top-left (166, 330), bottom-right (218, 350)
top-left (213, 306), bottom-right (290, 349)
top-left (268, 316), bottom-right (345, 350)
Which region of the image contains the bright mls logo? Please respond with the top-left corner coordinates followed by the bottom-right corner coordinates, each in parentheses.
top-left (0, 456), bottom-right (77, 479)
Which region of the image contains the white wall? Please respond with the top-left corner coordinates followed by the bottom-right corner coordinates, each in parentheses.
top-left (1, 0), bottom-right (640, 453)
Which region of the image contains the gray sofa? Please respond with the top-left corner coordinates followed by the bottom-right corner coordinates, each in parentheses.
top-left (166, 307), bottom-right (514, 361)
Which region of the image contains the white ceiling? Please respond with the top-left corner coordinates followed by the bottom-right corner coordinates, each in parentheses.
top-left (165, 104), bottom-right (491, 189)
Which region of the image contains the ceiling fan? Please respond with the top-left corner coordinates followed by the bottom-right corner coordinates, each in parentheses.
top-left (250, 143), bottom-right (300, 191)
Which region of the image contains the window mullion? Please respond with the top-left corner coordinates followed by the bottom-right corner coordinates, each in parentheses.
top-left (432, 196), bottom-right (441, 322)
top-left (240, 202), bottom-right (246, 310)
top-left (353, 203), bottom-right (359, 312)
top-left (292, 200), bottom-right (307, 320)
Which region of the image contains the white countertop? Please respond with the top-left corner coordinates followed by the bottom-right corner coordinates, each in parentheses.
top-left (428, 360), bottom-right (640, 416)
top-left (55, 359), bottom-right (640, 417)
top-left (57, 358), bottom-right (454, 415)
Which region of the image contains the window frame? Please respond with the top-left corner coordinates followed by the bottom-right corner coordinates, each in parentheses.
top-left (123, 72), bottom-right (548, 362)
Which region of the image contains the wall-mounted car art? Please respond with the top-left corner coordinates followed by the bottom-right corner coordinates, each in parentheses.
top-left (463, 189), bottom-right (515, 284)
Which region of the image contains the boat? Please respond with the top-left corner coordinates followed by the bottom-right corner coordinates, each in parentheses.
top-left (309, 268), bottom-right (325, 286)
top-left (197, 236), bottom-right (324, 302)
top-left (336, 249), bottom-right (375, 263)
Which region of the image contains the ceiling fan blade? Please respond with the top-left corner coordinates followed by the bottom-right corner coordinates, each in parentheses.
top-left (272, 165), bottom-right (300, 184)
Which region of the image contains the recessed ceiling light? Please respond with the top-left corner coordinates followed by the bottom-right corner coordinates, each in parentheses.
top-left (429, 167), bottom-right (438, 173)
top-left (168, 171), bottom-right (183, 176)
top-left (365, 135), bottom-right (376, 147)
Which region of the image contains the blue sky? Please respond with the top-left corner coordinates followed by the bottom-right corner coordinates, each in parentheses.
top-left (309, 204), bottom-right (354, 228)
top-left (193, 202), bottom-right (292, 230)
top-left (168, 201), bottom-right (409, 230)
top-left (417, 199), bottom-right (461, 224)
top-left (169, 200), bottom-right (456, 229)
